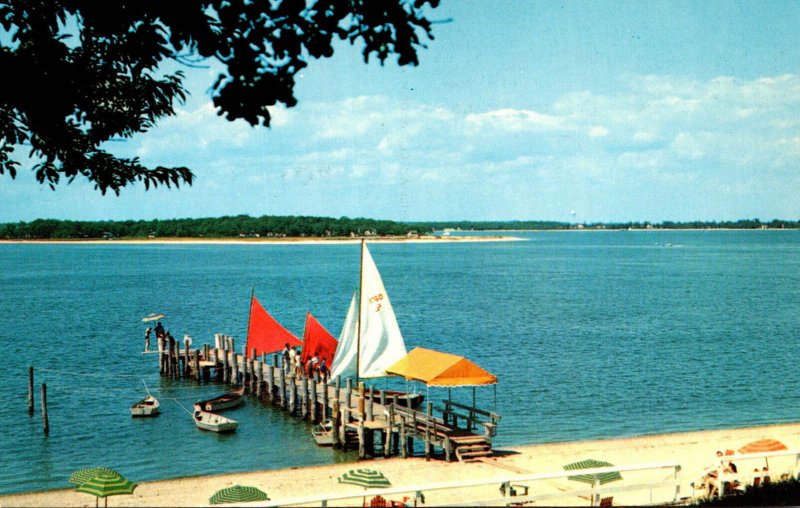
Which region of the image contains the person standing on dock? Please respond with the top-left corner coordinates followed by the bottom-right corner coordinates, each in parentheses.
top-left (155, 321), bottom-right (165, 340)
top-left (282, 343), bottom-right (291, 373)
top-left (144, 327), bottom-right (152, 352)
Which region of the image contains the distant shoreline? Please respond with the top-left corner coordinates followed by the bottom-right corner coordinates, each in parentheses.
top-left (0, 235), bottom-right (526, 245)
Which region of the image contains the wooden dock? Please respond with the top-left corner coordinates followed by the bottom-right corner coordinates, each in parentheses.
top-left (157, 333), bottom-right (500, 462)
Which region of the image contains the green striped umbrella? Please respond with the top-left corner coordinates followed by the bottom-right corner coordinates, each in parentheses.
top-left (76, 471), bottom-right (137, 508)
top-left (563, 459), bottom-right (623, 485)
top-left (338, 469), bottom-right (392, 489)
top-left (69, 468), bottom-right (120, 486)
top-left (209, 485), bottom-right (270, 505)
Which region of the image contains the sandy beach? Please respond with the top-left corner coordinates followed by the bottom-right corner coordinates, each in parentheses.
top-left (4, 422), bottom-right (800, 507)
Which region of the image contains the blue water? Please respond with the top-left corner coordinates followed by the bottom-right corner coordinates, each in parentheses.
top-left (1, 231), bottom-right (799, 494)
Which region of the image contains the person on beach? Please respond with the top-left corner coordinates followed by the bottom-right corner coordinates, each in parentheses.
top-left (144, 327), bottom-right (152, 352)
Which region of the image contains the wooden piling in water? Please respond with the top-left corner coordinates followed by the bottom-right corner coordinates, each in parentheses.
top-left (309, 374), bottom-right (318, 423)
top-left (222, 347), bottom-right (230, 384)
top-left (28, 366), bottom-right (34, 415)
top-left (183, 340), bottom-right (190, 378)
top-left (194, 349), bottom-right (201, 382)
top-left (331, 398), bottom-right (341, 448)
top-left (321, 377), bottom-right (329, 420)
top-left (41, 383), bottom-right (49, 436)
top-left (301, 376), bottom-right (308, 419)
top-left (279, 367), bottom-right (287, 409)
top-left (267, 363), bottom-right (275, 402)
top-left (366, 386), bottom-right (374, 421)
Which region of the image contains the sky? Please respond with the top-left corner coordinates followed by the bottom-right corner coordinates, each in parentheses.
top-left (3, 1), bottom-right (800, 223)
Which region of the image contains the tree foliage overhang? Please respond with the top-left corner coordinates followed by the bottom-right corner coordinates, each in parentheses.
top-left (0, 0), bottom-right (439, 194)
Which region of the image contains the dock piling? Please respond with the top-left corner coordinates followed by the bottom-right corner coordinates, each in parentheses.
top-left (41, 383), bottom-right (49, 436)
top-left (28, 366), bottom-right (34, 415)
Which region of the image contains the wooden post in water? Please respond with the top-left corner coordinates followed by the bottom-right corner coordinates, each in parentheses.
top-left (331, 398), bottom-right (341, 448)
top-left (28, 366), bottom-right (34, 415)
top-left (241, 353), bottom-right (248, 390)
top-left (309, 373), bottom-right (318, 423)
top-left (222, 347), bottom-right (230, 384)
top-left (425, 402), bottom-right (433, 459)
top-left (345, 378), bottom-right (352, 410)
top-left (194, 350), bottom-right (201, 382)
top-left (158, 336), bottom-right (165, 375)
top-left (267, 364), bottom-right (275, 403)
top-left (366, 386), bottom-right (374, 421)
top-left (321, 376), bottom-right (329, 420)
top-left (385, 403), bottom-right (395, 456)
top-left (183, 339), bottom-right (190, 378)
top-left (231, 353), bottom-right (239, 386)
top-left (358, 420), bottom-right (366, 459)
top-left (41, 383), bottom-right (49, 435)
top-left (300, 376), bottom-right (308, 419)
top-left (214, 333), bottom-right (222, 349)
top-left (279, 367), bottom-right (287, 409)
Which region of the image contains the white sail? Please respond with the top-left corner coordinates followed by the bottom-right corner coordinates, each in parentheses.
top-left (358, 243), bottom-right (407, 378)
top-left (329, 242), bottom-right (408, 381)
top-left (330, 292), bottom-right (358, 381)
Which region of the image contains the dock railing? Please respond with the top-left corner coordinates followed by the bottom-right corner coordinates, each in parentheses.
top-left (250, 461), bottom-right (682, 507)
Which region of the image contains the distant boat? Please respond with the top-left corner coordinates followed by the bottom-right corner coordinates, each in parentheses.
top-left (193, 406), bottom-right (238, 433)
top-left (130, 394), bottom-right (160, 417)
top-left (311, 419), bottom-right (334, 446)
top-left (195, 386), bottom-right (244, 412)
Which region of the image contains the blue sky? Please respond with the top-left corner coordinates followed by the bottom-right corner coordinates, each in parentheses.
top-left (3, 1), bottom-right (800, 223)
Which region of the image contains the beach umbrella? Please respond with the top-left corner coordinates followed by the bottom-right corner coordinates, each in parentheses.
top-left (339, 469), bottom-right (391, 506)
top-left (564, 459), bottom-right (622, 506)
top-left (738, 438), bottom-right (788, 469)
top-left (339, 468), bottom-right (392, 489)
top-left (209, 485), bottom-right (269, 505)
top-left (142, 313), bottom-right (165, 322)
top-left (68, 467), bottom-right (119, 486)
top-left (76, 471), bottom-right (137, 507)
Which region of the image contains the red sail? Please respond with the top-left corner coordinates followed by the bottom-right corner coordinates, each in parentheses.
top-left (300, 312), bottom-right (338, 369)
top-left (245, 296), bottom-right (301, 358)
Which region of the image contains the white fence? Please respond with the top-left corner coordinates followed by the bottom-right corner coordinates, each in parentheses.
top-left (245, 461), bottom-right (681, 507)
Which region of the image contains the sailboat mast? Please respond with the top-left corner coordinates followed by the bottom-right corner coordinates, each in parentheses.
top-left (356, 239), bottom-right (365, 386)
top-left (245, 287), bottom-right (255, 358)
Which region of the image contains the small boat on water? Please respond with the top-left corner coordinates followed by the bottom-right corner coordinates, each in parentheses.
top-left (130, 394), bottom-right (160, 417)
top-left (311, 420), bottom-right (334, 446)
top-left (196, 386), bottom-right (244, 412)
top-left (193, 406), bottom-right (239, 433)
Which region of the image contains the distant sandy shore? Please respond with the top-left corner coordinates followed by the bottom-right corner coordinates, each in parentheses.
top-left (4, 422), bottom-right (800, 507)
top-left (0, 235), bottom-right (524, 245)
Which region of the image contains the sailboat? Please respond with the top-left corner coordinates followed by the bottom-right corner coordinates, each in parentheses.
top-left (244, 293), bottom-right (302, 358)
top-left (329, 241), bottom-right (423, 408)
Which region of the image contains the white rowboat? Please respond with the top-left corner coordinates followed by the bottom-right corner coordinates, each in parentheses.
top-left (130, 395), bottom-right (160, 417)
top-left (193, 406), bottom-right (238, 433)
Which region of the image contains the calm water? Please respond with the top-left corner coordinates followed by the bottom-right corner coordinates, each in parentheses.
top-left (1, 231), bottom-right (799, 494)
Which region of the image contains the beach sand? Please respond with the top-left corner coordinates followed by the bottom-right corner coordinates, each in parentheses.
top-left (4, 422), bottom-right (800, 507)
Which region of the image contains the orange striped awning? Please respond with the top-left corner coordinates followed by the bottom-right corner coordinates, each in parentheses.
top-left (737, 439), bottom-right (788, 454)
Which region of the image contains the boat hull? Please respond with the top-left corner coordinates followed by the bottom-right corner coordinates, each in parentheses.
top-left (196, 388), bottom-right (244, 412)
top-left (311, 420), bottom-right (334, 446)
top-left (130, 396), bottom-right (160, 417)
top-left (193, 408), bottom-right (238, 433)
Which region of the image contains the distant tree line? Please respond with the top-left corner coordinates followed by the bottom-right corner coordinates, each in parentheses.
top-left (0, 215), bottom-right (431, 240)
top-left (2, 216), bottom-right (799, 240)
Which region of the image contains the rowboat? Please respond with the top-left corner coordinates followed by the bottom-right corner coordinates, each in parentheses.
top-left (311, 420), bottom-right (334, 446)
top-left (193, 406), bottom-right (238, 433)
top-left (130, 395), bottom-right (160, 417)
top-left (195, 386), bottom-right (244, 412)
